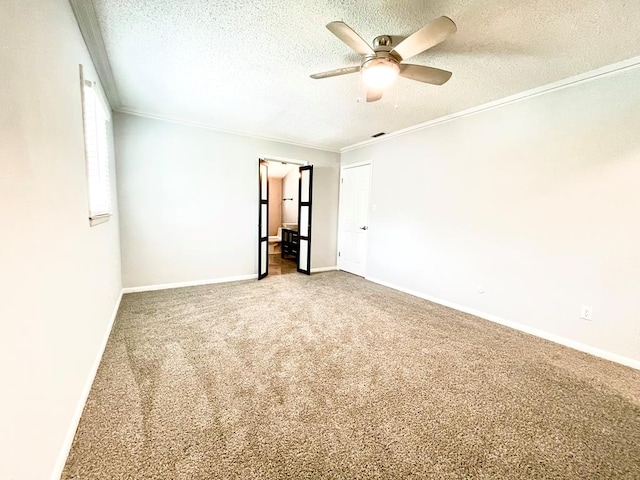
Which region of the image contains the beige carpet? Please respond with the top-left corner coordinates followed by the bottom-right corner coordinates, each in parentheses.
top-left (62, 271), bottom-right (640, 479)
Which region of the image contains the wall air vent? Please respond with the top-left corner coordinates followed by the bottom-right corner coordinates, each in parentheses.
top-left (371, 132), bottom-right (386, 138)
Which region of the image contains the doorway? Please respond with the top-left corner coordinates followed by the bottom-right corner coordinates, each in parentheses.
top-left (258, 158), bottom-right (313, 279)
top-left (337, 163), bottom-right (371, 277)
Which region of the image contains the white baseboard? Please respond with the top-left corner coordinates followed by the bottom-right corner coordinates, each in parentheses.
top-left (51, 289), bottom-right (124, 480)
top-left (122, 274), bottom-right (257, 293)
top-left (366, 277), bottom-right (640, 371)
top-left (311, 266), bottom-right (338, 273)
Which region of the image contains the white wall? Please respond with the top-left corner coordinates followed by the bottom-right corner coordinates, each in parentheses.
top-left (282, 169), bottom-right (299, 224)
top-left (0, 1), bottom-right (122, 479)
top-left (342, 65), bottom-right (640, 364)
top-left (115, 113), bottom-right (340, 288)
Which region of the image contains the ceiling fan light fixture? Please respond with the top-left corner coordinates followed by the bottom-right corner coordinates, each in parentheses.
top-left (361, 58), bottom-right (400, 89)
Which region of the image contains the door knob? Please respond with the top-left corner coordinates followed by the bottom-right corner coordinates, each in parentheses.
top-left (359, 226), bottom-right (368, 230)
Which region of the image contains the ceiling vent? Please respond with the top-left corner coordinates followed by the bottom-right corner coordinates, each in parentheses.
top-left (371, 132), bottom-right (386, 138)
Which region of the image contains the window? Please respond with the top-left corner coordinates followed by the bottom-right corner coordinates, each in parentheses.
top-left (81, 68), bottom-right (112, 225)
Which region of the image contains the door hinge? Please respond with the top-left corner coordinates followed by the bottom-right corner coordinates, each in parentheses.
top-left (338, 251), bottom-right (341, 257)
top-left (341, 178), bottom-right (343, 183)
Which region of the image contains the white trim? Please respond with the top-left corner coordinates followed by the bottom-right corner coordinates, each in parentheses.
top-left (121, 274), bottom-right (257, 294)
top-left (341, 55), bottom-right (640, 153)
top-left (366, 277), bottom-right (640, 371)
top-left (88, 213), bottom-right (112, 221)
top-left (341, 160), bottom-right (372, 169)
top-left (311, 266), bottom-right (338, 273)
top-left (89, 215), bottom-right (110, 227)
top-left (51, 289), bottom-right (124, 480)
top-left (260, 155), bottom-right (308, 166)
top-left (113, 108), bottom-right (340, 153)
top-left (69, 0), bottom-right (120, 107)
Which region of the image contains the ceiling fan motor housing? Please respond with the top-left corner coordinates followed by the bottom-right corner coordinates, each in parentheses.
top-left (372, 35), bottom-right (393, 51)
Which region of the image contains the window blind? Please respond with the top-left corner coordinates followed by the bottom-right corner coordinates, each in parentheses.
top-left (82, 80), bottom-right (112, 220)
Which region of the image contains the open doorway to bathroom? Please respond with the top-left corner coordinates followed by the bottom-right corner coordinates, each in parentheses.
top-left (266, 160), bottom-right (299, 275)
top-left (258, 157), bottom-right (313, 279)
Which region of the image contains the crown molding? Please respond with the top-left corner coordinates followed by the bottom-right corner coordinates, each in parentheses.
top-left (68, 0), bottom-right (121, 107)
top-left (113, 107), bottom-right (341, 153)
top-left (340, 55), bottom-right (640, 153)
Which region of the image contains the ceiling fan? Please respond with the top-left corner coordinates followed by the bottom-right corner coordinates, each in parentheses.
top-left (310, 16), bottom-right (457, 102)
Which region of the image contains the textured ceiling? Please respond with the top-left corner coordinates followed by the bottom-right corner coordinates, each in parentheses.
top-left (92, 0), bottom-right (640, 151)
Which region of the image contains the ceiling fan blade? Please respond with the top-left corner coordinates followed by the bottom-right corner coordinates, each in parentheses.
top-left (310, 66), bottom-right (361, 79)
top-left (326, 21), bottom-right (375, 56)
top-left (399, 64), bottom-right (452, 85)
top-left (366, 88), bottom-right (383, 103)
top-left (391, 16), bottom-right (457, 61)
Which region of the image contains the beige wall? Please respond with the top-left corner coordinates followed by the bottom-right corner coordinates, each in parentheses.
top-left (0, 1), bottom-right (123, 478)
top-left (282, 169), bottom-right (299, 224)
top-left (115, 112), bottom-right (340, 287)
top-left (342, 64), bottom-right (640, 364)
top-left (268, 178), bottom-right (282, 235)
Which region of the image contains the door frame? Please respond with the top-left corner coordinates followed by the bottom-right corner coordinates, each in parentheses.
top-left (260, 155), bottom-right (308, 167)
top-left (337, 160), bottom-right (373, 276)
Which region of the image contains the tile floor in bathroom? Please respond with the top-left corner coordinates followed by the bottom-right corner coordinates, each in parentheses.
top-left (268, 254), bottom-right (297, 275)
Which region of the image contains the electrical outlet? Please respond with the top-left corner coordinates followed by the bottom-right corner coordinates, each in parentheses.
top-left (580, 305), bottom-right (593, 321)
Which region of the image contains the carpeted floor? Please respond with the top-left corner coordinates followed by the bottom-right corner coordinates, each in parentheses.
top-left (62, 271), bottom-right (640, 479)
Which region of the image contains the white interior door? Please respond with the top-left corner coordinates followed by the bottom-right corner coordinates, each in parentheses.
top-left (338, 163), bottom-right (371, 277)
